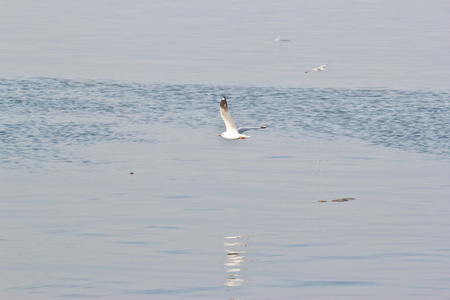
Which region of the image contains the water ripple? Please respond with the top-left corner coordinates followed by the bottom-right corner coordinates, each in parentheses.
top-left (1, 77), bottom-right (448, 168)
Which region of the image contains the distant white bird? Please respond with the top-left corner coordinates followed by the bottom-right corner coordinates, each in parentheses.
top-left (275, 36), bottom-right (291, 42)
top-left (305, 63), bottom-right (331, 73)
top-left (219, 97), bottom-right (267, 140)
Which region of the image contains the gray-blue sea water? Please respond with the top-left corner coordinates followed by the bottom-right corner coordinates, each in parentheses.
top-left (1, 78), bottom-right (449, 166)
top-left (1, 78), bottom-right (450, 300)
top-left (1, 0), bottom-right (450, 299)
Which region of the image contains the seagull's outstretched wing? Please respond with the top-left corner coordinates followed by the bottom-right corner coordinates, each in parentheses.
top-left (220, 97), bottom-right (237, 132)
top-left (305, 62), bottom-right (331, 73)
top-left (237, 126), bottom-right (268, 134)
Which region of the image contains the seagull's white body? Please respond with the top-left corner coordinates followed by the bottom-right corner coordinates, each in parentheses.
top-left (305, 63), bottom-right (331, 73)
top-left (219, 97), bottom-right (267, 140)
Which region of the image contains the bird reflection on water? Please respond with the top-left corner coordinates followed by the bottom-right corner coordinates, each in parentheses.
top-left (223, 236), bottom-right (250, 287)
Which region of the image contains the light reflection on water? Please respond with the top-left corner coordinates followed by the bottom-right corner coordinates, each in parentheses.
top-left (223, 236), bottom-right (250, 288)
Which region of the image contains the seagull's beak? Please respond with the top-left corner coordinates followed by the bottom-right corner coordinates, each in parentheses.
top-left (239, 137), bottom-right (245, 139)
top-left (219, 134), bottom-right (222, 136)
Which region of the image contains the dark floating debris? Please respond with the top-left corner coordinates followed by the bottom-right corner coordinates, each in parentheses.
top-left (332, 197), bottom-right (355, 202)
top-left (318, 197), bottom-right (355, 203)
top-left (130, 172), bottom-right (134, 175)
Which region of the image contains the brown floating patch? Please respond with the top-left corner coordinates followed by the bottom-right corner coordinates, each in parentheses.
top-left (130, 172), bottom-right (134, 175)
top-left (332, 197), bottom-right (355, 202)
top-left (318, 197), bottom-right (355, 203)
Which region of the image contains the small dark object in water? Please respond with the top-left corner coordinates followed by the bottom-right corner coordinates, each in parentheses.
top-left (332, 197), bottom-right (355, 202)
top-left (130, 172), bottom-right (134, 175)
top-left (318, 197), bottom-right (355, 203)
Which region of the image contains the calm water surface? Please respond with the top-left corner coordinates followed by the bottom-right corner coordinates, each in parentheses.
top-left (1, 0), bottom-right (450, 89)
top-left (1, 0), bottom-right (450, 299)
top-left (1, 78), bottom-right (449, 299)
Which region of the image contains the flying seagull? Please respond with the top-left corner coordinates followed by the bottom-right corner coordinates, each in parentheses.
top-left (219, 97), bottom-right (267, 139)
top-left (305, 63), bottom-right (331, 73)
